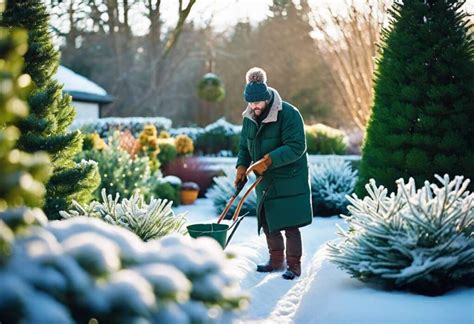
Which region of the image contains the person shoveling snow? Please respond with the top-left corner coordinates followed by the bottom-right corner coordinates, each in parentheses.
top-left (234, 67), bottom-right (313, 280)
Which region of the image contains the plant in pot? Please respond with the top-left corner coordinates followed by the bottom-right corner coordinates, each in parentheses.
top-left (180, 181), bottom-right (200, 205)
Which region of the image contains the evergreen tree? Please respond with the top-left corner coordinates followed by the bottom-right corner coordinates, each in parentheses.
top-left (1, 0), bottom-right (99, 218)
top-left (0, 27), bottom-right (50, 211)
top-left (356, 0), bottom-right (474, 195)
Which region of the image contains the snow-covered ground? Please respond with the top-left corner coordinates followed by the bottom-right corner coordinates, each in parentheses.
top-left (175, 199), bottom-right (474, 324)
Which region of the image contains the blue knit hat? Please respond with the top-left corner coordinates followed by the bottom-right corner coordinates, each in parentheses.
top-left (243, 67), bottom-right (271, 102)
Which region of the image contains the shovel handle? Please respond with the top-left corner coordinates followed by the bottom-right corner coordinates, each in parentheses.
top-left (231, 176), bottom-right (263, 222)
top-left (216, 175), bottom-right (262, 224)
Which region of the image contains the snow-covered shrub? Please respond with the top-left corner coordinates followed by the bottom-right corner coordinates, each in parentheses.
top-left (0, 212), bottom-right (248, 322)
top-left (169, 127), bottom-right (204, 142)
top-left (305, 123), bottom-right (348, 154)
top-left (72, 117), bottom-right (173, 138)
top-left (76, 131), bottom-right (157, 200)
top-left (60, 189), bottom-right (186, 241)
top-left (327, 174), bottom-right (474, 296)
top-left (206, 167), bottom-right (258, 218)
top-left (170, 119), bottom-right (241, 157)
top-left (195, 118), bottom-right (241, 156)
top-left (310, 159), bottom-right (358, 216)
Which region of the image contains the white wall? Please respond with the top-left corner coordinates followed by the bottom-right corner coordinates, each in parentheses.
top-left (73, 101), bottom-right (100, 122)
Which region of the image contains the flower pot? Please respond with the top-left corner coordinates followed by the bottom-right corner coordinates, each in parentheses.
top-left (180, 189), bottom-right (199, 205)
top-left (162, 156), bottom-right (223, 197)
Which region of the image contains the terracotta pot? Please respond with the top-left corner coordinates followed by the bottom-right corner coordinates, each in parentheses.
top-left (162, 156), bottom-right (224, 197)
top-left (180, 189), bottom-right (199, 205)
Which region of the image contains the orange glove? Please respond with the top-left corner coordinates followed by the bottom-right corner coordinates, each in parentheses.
top-left (248, 154), bottom-right (272, 175)
top-left (234, 165), bottom-right (248, 188)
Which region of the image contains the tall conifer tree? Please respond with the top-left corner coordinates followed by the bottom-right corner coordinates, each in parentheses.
top-left (1, 1), bottom-right (99, 218)
top-left (356, 0), bottom-right (474, 194)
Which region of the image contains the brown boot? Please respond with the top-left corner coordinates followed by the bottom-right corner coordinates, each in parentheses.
top-left (282, 256), bottom-right (301, 280)
top-left (256, 250), bottom-right (285, 272)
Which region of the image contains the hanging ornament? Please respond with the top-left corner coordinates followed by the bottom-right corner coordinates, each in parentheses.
top-left (197, 72), bottom-right (225, 103)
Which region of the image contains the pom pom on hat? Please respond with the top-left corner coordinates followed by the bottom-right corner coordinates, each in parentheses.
top-left (243, 67), bottom-right (271, 102)
top-left (246, 67), bottom-right (267, 83)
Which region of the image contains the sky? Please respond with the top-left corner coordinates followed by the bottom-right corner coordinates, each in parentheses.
top-left (141, 0), bottom-right (473, 37)
top-left (130, 0), bottom-right (349, 35)
top-left (50, 0), bottom-right (474, 39)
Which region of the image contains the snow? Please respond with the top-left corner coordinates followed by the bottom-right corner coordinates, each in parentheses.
top-left (175, 198), bottom-right (474, 323)
top-left (55, 66), bottom-right (107, 95)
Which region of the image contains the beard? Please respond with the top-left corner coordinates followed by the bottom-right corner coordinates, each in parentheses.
top-left (254, 108), bottom-right (264, 115)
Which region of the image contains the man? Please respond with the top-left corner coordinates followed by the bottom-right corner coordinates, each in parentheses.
top-left (235, 67), bottom-right (313, 280)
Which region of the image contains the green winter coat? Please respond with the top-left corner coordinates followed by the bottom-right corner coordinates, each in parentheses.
top-left (236, 87), bottom-right (313, 234)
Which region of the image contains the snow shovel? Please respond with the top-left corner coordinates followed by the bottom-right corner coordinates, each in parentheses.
top-left (187, 169), bottom-right (263, 249)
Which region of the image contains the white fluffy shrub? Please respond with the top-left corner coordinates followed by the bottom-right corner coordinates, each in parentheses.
top-left (206, 168), bottom-right (258, 218)
top-left (0, 211), bottom-right (248, 323)
top-left (71, 116), bottom-right (172, 138)
top-left (60, 189), bottom-right (187, 241)
top-left (310, 159), bottom-right (358, 216)
top-left (327, 174), bottom-right (474, 296)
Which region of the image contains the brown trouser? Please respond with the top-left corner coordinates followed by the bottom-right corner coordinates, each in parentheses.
top-left (261, 207), bottom-right (302, 258)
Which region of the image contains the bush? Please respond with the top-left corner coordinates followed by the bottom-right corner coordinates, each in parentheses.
top-left (206, 168), bottom-right (257, 218)
top-left (169, 127), bottom-right (204, 142)
top-left (194, 119), bottom-right (242, 156)
top-left (72, 117), bottom-right (172, 138)
top-left (175, 134), bottom-right (194, 156)
top-left (61, 189), bottom-right (185, 241)
top-left (327, 174), bottom-right (474, 296)
top-left (136, 124), bottom-right (161, 172)
top-left (310, 159), bottom-right (358, 216)
top-left (305, 123), bottom-right (347, 155)
top-left (157, 139), bottom-right (178, 167)
top-left (76, 131), bottom-right (154, 200)
top-left (151, 180), bottom-right (180, 207)
top-left (0, 210), bottom-right (248, 322)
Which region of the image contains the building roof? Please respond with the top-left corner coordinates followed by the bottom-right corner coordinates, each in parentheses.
top-left (55, 66), bottom-right (113, 104)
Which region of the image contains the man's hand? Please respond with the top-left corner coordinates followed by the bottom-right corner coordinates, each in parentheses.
top-left (234, 165), bottom-right (248, 188)
top-left (248, 154), bottom-right (272, 176)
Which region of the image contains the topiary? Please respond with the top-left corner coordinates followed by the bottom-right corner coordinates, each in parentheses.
top-left (197, 73), bottom-right (225, 102)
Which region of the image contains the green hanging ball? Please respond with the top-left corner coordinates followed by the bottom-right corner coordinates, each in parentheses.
top-left (197, 73), bottom-right (225, 103)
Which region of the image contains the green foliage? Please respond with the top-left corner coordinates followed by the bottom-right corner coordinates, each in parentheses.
top-left (0, 14), bottom-right (50, 266)
top-left (157, 139), bottom-right (178, 166)
top-left (197, 73), bottom-right (225, 102)
top-left (77, 131), bottom-right (153, 200)
top-left (328, 175), bottom-right (474, 296)
top-left (150, 180), bottom-right (180, 206)
top-left (0, 27), bottom-right (50, 211)
top-left (61, 189), bottom-right (186, 241)
top-left (194, 119), bottom-right (241, 156)
top-left (81, 133), bottom-right (95, 151)
top-left (305, 124), bottom-right (347, 155)
top-left (356, 0), bottom-right (474, 195)
top-left (1, 0), bottom-right (99, 219)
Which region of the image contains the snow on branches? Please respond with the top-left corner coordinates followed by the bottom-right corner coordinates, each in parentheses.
top-left (327, 174), bottom-right (474, 295)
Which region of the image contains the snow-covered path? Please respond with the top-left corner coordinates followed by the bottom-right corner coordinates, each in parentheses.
top-left (176, 199), bottom-right (474, 324)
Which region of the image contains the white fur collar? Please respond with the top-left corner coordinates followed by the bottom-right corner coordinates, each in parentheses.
top-left (242, 87), bottom-right (283, 124)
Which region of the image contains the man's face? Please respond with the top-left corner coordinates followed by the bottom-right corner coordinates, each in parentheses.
top-left (249, 101), bottom-right (266, 116)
